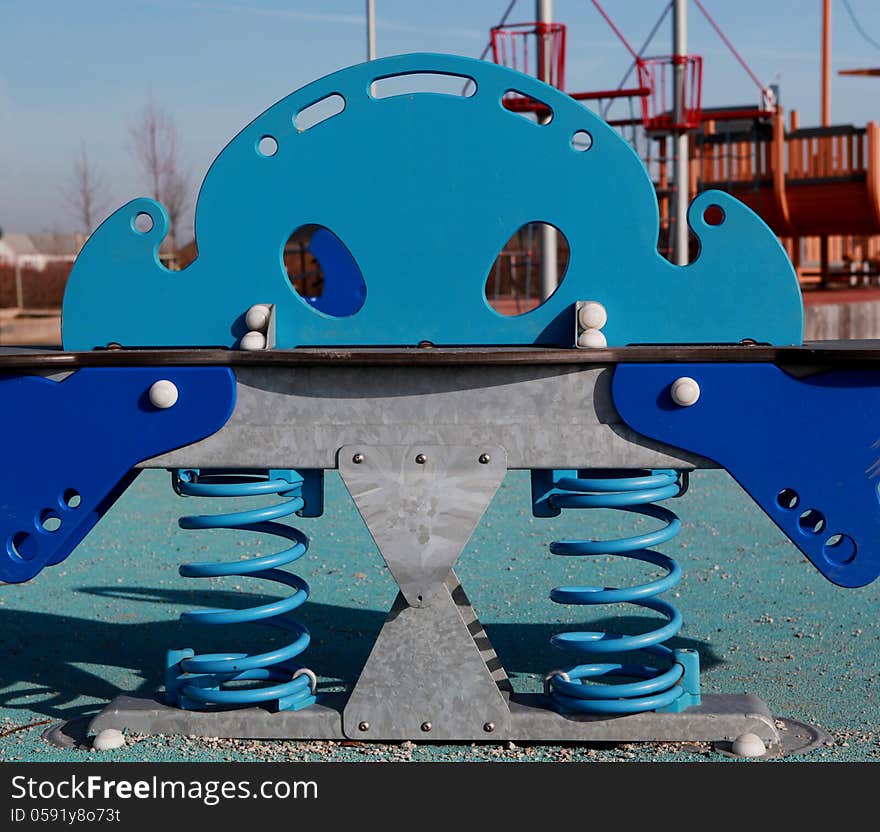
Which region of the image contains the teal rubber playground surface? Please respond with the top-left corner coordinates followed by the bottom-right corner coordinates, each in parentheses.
top-left (1, 469), bottom-right (878, 763)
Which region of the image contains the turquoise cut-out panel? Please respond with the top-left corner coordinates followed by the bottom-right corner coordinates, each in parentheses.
top-left (62, 53), bottom-right (803, 349)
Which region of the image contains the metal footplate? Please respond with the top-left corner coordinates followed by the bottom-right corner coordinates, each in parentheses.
top-left (88, 692), bottom-right (800, 750)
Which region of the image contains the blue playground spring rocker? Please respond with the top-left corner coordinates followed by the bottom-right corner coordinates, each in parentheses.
top-left (3, 54), bottom-right (879, 756)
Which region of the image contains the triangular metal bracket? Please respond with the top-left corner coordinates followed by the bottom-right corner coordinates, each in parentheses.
top-left (339, 443), bottom-right (510, 739)
top-left (342, 572), bottom-right (511, 740)
top-left (338, 443), bottom-right (506, 607)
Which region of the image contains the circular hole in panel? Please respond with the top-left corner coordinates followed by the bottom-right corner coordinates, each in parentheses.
top-left (8, 531), bottom-right (37, 562)
top-left (776, 488), bottom-right (799, 510)
top-left (823, 533), bottom-right (857, 566)
top-left (39, 509), bottom-right (62, 533)
top-left (63, 489), bottom-right (82, 509)
top-left (798, 508), bottom-right (826, 535)
top-left (283, 225), bottom-right (365, 317)
top-left (703, 204), bottom-right (725, 226)
top-left (485, 222), bottom-right (570, 316)
top-left (571, 130), bottom-right (593, 151)
top-left (257, 135), bottom-right (278, 157)
top-left (133, 212), bottom-right (154, 234)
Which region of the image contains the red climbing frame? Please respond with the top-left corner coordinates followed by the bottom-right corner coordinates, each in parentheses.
top-left (491, 21), bottom-right (567, 115)
top-left (489, 20), bottom-right (704, 131)
top-left (638, 55), bottom-right (703, 131)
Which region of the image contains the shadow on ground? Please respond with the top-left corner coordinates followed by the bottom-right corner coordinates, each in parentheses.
top-left (0, 586), bottom-right (722, 720)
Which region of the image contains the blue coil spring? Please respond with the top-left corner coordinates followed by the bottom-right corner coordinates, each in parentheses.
top-left (544, 469), bottom-right (698, 715)
top-left (165, 470), bottom-right (317, 712)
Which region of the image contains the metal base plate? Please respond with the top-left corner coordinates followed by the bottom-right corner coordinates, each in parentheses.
top-left (88, 693), bottom-right (347, 740)
top-left (507, 693), bottom-right (779, 745)
top-left (85, 692), bottom-right (813, 753)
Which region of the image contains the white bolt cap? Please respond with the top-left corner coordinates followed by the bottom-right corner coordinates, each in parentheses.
top-left (577, 328), bottom-right (607, 348)
top-left (245, 304), bottom-right (271, 332)
top-left (240, 330), bottom-right (267, 351)
top-left (731, 732), bottom-right (766, 758)
top-left (670, 376), bottom-right (700, 407)
top-left (93, 728), bottom-right (126, 751)
top-left (578, 301), bottom-right (608, 331)
top-left (148, 380), bottom-right (178, 409)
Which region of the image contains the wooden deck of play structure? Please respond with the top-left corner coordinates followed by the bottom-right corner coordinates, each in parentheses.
top-left (695, 111), bottom-right (880, 286)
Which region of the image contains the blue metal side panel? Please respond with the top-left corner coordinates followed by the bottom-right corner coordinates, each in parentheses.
top-left (62, 53), bottom-right (802, 350)
top-left (0, 368), bottom-right (236, 583)
top-left (612, 363), bottom-right (880, 588)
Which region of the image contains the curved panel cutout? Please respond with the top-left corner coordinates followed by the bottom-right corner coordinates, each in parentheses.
top-left (295, 94), bottom-right (346, 132)
top-left (502, 90), bottom-right (553, 123)
top-left (485, 222), bottom-right (570, 316)
top-left (371, 72), bottom-right (476, 99)
top-left (284, 225), bottom-right (366, 318)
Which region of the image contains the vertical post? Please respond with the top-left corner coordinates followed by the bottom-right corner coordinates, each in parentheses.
top-left (821, 0), bottom-right (831, 127)
top-left (14, 259), bottom-right (23, 311)
top-left (366, 0), bottom-right (376, 61)
top-left (672, 0), bottom-right (689, 266)
top-left (536, 0), bottom-right (558, 299)
top-left (819, 0), bottom-right (831, 286)
top-left (658, 136), bottom-right (670, 256)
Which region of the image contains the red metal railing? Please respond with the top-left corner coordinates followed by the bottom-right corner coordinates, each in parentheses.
top-left (638, 55), bottom-right (703, 131)
top-left (491, 22), bottom-right (566, 88)
top-left (490, 22), bottom-right (705, 133)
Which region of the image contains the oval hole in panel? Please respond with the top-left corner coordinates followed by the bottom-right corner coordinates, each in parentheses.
top-left (485, 222), bottom-right (570, 316)
top-left (371, 72), bottom-right (476, 99)
top-left (798, 508), bottom-right (826, 535)
top-left (294, 94), bottom-right (346, 132)
top-left (823, 533), bottom-right (857, 566)
top-left (283, 225), bottom-right (365, 317)
top-left (8, 531), bottom-right (38, 562)
top-left (502, 90), bottom-right (553, 123)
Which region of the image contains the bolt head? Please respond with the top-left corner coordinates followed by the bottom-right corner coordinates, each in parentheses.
top-left (245, 304), bottom-right (272, 332)
top-left (239, 330), bottom-right (267, 351)
top-left (358, 721), bottom-right (369, 732)
top-left (577, 328), bottom-right (607, 348)
top-left (479, 453), bottom-right (491, 464)
top-left (352, 453), bottom-right (364, 464)
top-left (731, 732), bottom-right (766, 758)
top-left (415, 453), bottom-right (427, 465)
top-left (578, 301), bottom-right (608, 331)
top-left (483, 722), bottom-right (495, 733)
top-left (670, 376), bottom-right (701, 407)
top-left (148, 380), bottom-right (178, 409)
top-left (420, 721), bottom-right (432, 732)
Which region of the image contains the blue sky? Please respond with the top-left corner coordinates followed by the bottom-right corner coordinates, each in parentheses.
top-left (2, 0), bottom-right (880, 236)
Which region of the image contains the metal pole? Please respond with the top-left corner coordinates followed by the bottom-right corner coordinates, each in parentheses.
top-left (820, 0), bottom-right (831, 285)
top-left (672, 0), bottom-right (689, 266)
top-left (536, 0), bottom-right (558, 299)
top-left (821, 0), bottom-right (831, 126)
top-left (366, 0), bottom-right (376, 61)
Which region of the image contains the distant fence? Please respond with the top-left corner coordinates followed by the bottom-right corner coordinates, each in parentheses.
top-left (0, 261), bottom-right (72, 309)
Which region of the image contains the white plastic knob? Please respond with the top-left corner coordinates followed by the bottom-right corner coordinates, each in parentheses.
top-left (240, 330), bottom-right (267, 351)
top-left (731, 732), bottom-right (766, 758)
top-left (670, 376), bottom-right (700, 407)
top-left (577, 328), bottom-right (607, 348)
top-left (148, 380), bottom-right (178, 409)
top-left (578, 301), bottom-right (608, 331)
top-left (93, 728), bottom-right (126, 751)
top-left (245, 304), bottom-right (271, 332)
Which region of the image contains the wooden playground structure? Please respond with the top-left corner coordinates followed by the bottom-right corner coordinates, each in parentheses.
top-left (684, 113), bottom-right (880, 287)
top-left (488, 1), bottom-right (880, 298)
